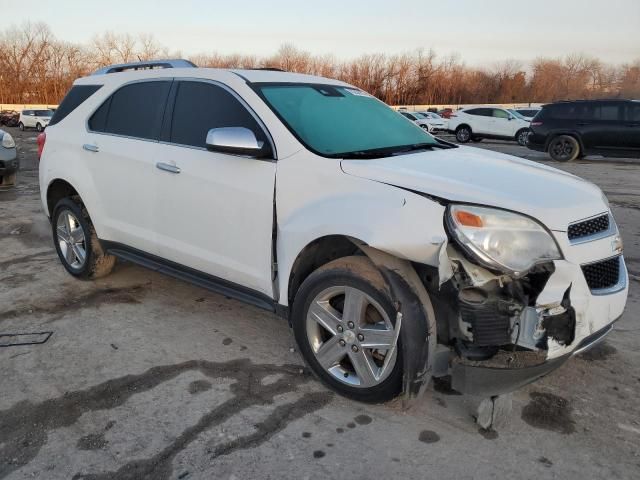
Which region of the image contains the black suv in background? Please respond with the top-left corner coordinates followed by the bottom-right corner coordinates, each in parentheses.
top-left (527, 99), bottom-right (640, 161)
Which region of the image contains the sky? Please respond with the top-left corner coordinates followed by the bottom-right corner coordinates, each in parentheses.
top-left (1, 0), bottom-right (639, 65)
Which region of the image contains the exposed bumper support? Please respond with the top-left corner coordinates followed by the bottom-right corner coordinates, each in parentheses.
top-left (451, 322), bottom-right (615, 396)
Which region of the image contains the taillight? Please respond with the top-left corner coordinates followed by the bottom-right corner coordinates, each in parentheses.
top-left (37, 132), bottom-right (46, 159)
top-left (531, 121), bottom-right (543, 127)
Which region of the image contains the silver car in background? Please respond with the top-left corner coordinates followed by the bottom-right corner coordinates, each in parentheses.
top-left (0, 129), bottom-right (18, 188)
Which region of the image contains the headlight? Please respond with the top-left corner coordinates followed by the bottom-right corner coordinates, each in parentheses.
top-left (447, 204), bottom-right (561, 275)
top-left (1, 132), bottom-right (15, 148)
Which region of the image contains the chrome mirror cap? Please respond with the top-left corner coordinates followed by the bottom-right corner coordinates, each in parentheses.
top-left (205, 127), bottom-right (265, 156)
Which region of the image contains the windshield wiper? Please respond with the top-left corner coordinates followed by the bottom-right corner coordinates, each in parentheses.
top-left (331, 143), bottom-right (441, 159)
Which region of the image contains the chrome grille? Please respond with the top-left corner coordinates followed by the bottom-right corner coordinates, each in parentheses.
top-left (568, 214), bottom-right (609, 241)
top-left (581, 256), bottom-right (620, 291)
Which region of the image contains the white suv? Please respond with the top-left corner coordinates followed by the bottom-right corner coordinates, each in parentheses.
top-left (448, 106), bottom-right (531, 146)
top-left (19, 109), bottom-right (54, 132)
top-left (40, 60), bottom-right (628, 403)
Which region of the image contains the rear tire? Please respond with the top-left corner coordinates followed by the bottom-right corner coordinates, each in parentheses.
top-left (52, 197), bottom-right (116, 279)
top-left (18, 122), bottom-right (24, 131)
top-left (548, 135), bottom-right (580, 162)
top-left (292, 256), bottom-right (402, 403)
top-left (455, 125), bottom-right (472, 143)
top-left (36, 123), bottom-right (43, 132)
top-left (516, 128), bottom-right (530, 146)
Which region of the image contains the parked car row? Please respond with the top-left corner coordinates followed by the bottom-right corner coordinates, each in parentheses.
top-left (399, 111), bottom-right (447, 133)
top-left (0, 110), bottom-right (19, 127)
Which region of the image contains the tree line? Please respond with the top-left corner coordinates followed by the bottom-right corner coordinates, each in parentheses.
top-left (1, 22), bottom-right (638, 106)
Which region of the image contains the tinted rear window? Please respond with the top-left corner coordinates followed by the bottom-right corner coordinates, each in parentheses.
top-left (89, 81), bottom-right (171, 140)
top-left (49, 85), bottom-right (102, 126)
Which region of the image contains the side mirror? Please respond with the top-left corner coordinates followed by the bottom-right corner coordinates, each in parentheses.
top-left (205, 127), bottom-right (268, 157)
top-left (508, 115), bottom-right (514, 121)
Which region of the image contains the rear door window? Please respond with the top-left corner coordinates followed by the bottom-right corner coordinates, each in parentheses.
top-left (591, 103), bottom-right (622, 121)
top-left (168, 81), bottom-right (266, 149)
top-left (89, 80), bottom-right (171, 140)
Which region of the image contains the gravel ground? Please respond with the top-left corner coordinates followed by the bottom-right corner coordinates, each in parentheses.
top-left (1, 127), bottom-right (639, 479)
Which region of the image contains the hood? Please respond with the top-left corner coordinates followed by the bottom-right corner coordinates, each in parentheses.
top-left (341, 146), bottom-right (607, 231)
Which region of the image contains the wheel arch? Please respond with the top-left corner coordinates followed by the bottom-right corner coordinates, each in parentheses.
top-left (287, 234), bottom-right (366, 308)
top-left (46, 178), bottom-right (81, 217)
top-left (455, 123), bottom-right (472, 132)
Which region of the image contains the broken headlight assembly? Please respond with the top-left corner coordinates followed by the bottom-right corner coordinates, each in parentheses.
top-left (446, 204), bottom-right (562, 276)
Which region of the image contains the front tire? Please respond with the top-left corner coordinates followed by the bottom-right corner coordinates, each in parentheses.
top-left (548, 135), bottom-right (580, 162)
top-left (455, 125), bottom-right (472, 143)
top-left (36, 123), bottom-right (43, 132)
top-left (292, 256), bottom-right (402, 403)
top-left (52, 197), bottom-right (116, 279)
top-left (18, 122), bottom-right (24, 131)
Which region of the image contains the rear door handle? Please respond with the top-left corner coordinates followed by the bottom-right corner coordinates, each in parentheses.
top-left (156, 162), bottom-right (181, 174)
top-left (83, 144), bottom-right (99, 153)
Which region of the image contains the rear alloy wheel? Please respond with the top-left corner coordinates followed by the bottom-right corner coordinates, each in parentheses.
top-left (52, 197), bottom-right (116, 279)
top-left (455, 126), bottom-right (472, 143)
top-left (36, 123), bottom-right (43, 132)
top-left (516, 128), bottom-right (530, 146)
top-left (548, 135), bottom-right (580, 162)
top-left (292, 256), bottom-right (402, 403)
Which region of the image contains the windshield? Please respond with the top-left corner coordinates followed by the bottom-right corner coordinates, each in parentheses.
top-left (35, 110), bottom-right (53, 117)
top-left (256, 84), bottom-right (439, 157)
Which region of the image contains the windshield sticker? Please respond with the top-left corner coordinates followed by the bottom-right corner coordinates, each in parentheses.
top-left (345, 88), bottom-right (373, 97)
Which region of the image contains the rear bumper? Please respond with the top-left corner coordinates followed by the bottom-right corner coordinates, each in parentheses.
top-left (451, 322), bottom-right (615, 396)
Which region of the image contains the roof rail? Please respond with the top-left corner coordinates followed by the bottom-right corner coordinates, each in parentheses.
top-left (92, 59), bottom-right (197, 75)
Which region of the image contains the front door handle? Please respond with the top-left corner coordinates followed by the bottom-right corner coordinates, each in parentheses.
top-left (156, 162), bottom-right (181, 174)
top-left (83, 144), bottom-right (99, 153)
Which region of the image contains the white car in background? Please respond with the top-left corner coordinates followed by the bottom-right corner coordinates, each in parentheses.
top-left (416, 111), bottom-right (448, 132)
top-left (448, 106), bottom-right (531, 146)
top-left (398, 111), bottom-right (436, 132)
top-left (19, 109), bottom-right (54, 132)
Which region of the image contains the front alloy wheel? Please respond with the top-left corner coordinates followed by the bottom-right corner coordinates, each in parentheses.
top-left (292, 256), bottom-right (403, 402)
top-left (306, 286), bottom-right (399, 388)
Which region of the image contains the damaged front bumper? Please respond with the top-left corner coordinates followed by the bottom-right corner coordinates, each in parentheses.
top-left (440, 228), bottom-right (628, 396)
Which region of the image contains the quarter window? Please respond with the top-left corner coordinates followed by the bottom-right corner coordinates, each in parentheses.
top-left (89, 81), bottom-right (171, 140)
top-left (169, 81), bottom-right (266, 149)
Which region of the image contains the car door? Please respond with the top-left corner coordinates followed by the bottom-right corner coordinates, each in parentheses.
top-left (24, 111), bottom-right (35, 127)
top-left (153, 79), bottom-right (277, 297)
top-left (468, 108), bottom-right (493, 134)
top-left (84, 79), bottom-right (171, 252)
top-left (491, 108), bottom-right (514, 137)
top-left (580, 102), bottom-right (624, 151)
